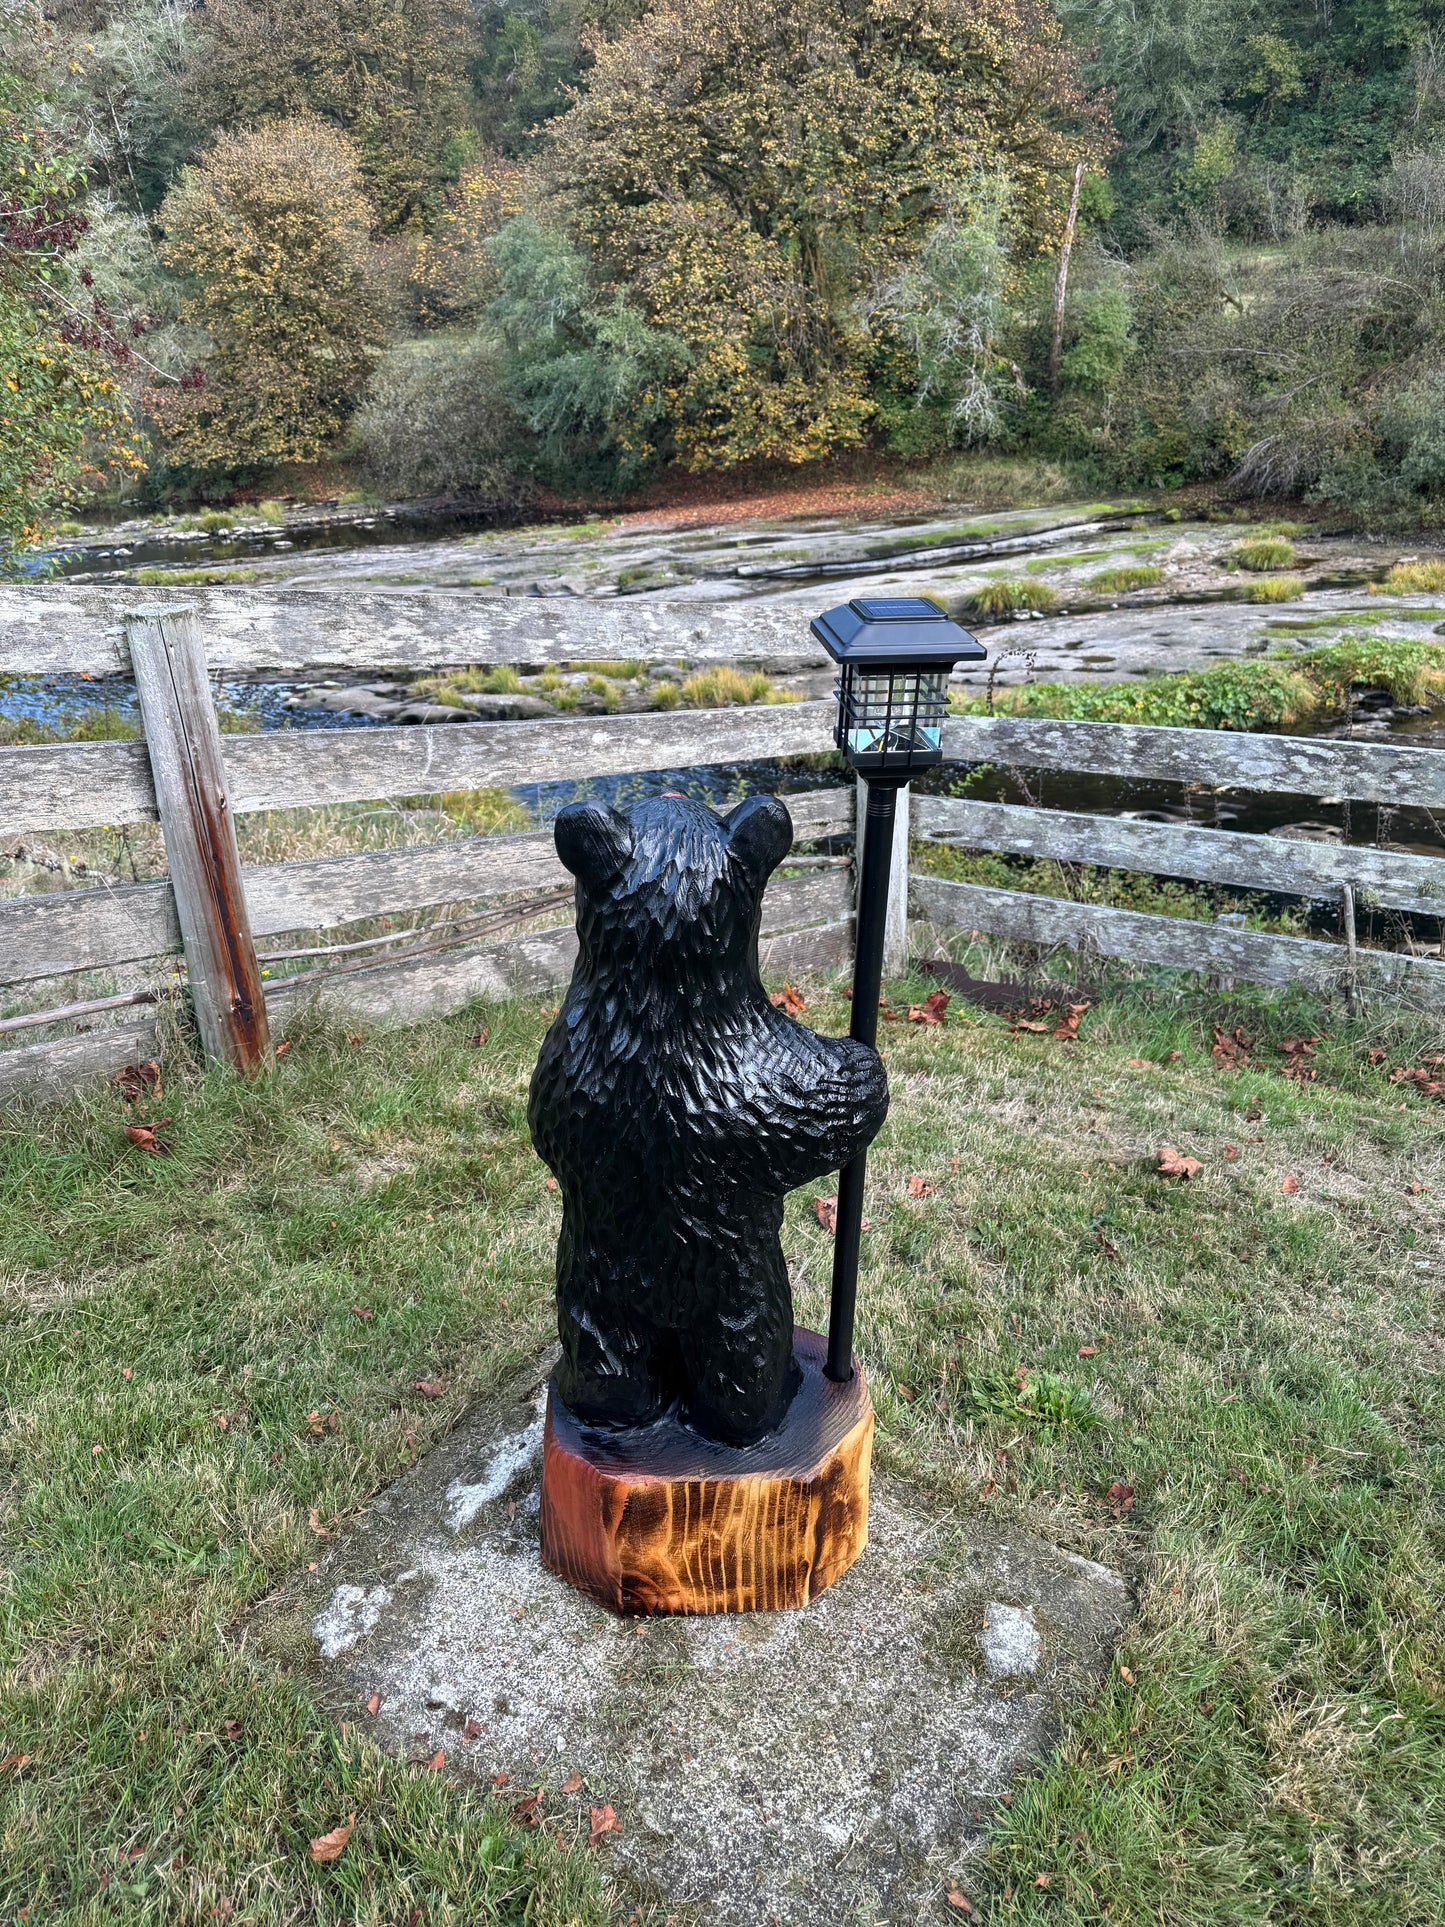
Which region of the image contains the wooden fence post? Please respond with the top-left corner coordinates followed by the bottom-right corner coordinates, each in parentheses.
top-left (856, 776), bottom-right (910, 979)
top-left (125, 606), bottom-right (272, 1074)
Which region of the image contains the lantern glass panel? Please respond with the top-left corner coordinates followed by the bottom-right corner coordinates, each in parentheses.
top-left (834, 665), bottom-right (950, 772)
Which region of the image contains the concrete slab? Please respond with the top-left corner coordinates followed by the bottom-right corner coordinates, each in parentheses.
top-left (272, 1361), bottom-right (1131, 1927)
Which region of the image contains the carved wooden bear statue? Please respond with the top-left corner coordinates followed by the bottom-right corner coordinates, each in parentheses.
top-left (528, 792), bottom-right (888, 1447)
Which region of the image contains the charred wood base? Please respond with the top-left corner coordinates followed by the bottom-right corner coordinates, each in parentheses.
top-left (539, 1327), bottom-right (872, 1616)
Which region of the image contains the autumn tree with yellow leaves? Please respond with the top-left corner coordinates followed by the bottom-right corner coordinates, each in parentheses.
top-left (180, 0), bottom-right (480, 232)
top-left (149, 118), bottom-right (386, 478)
top-left (542, 0), bottom-right (1104, 468)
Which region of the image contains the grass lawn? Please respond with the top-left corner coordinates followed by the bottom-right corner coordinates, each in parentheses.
top-left (1, 972), bottom-right (1442, 1923)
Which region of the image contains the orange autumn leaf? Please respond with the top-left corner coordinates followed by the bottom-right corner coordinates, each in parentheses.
top-left (588, 1804), bottom-right (622, 1848)
top-left (1156, 1146), bottom-right (1203, 1181)
top-left (308, 1814), bottom-right (355, 1863)
top-left (908, 989), bottom-right (950, 1025)
top-left (769, 980), bottom-right (807, 1017)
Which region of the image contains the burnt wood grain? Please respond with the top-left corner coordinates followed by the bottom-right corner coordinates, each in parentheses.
top-left (539, 1327), bottom-right (873, 1615)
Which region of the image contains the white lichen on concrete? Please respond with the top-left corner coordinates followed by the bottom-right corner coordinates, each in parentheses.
top-left (288, 1374), bottom-right (1131, 1927)
top-left (980, 1602), bottom-right (1043, 1679)
top-left (445, 1411), bottom-right (544, 1529)
top-left (312, 1582), bottom-right (391, 1659)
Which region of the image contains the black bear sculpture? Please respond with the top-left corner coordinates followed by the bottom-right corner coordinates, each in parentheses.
top-left (528, 792), bottom-right (888, 1447)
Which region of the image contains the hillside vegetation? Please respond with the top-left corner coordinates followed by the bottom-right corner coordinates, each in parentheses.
top-left (5, 0), bottom-right (1445, 556)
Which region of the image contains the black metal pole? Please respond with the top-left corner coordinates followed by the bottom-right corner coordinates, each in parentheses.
top-left (826, 777), bottom-right (900, 1382)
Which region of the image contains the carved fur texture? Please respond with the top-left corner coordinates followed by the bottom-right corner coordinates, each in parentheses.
top-left (528, 793), bottom-right (888, 1445)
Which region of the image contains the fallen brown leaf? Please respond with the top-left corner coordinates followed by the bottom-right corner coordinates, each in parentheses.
top-left (1105, 1480), bottom-right (1135, 1512)
top-left (769, 980), bottom-right (807, 1017)
top-left (908, 989), bottom-right (950, 1025)
top-left (1406, 1180), bottom-right (1426, 1195)
top-left (946, 1891), bottom-right (974, 1915)
top-left (468, 1028), bottom-right (489, 1048)
top-left (274, 1040), bottom-right (293, 1058)
top-left (1034, 1874), bottom-right (1051, 1889)
top-left (114, 1060), bottom-right (161, 1103)
top-left (307, 1508), bottom-right (331, 1537)
top-left (906, 1175), bottom-right (936, 1200)
top-left (544, 1175), bottom-right (558, 1191)
top-left (1156, 1146), bottom-right (1203, 1181)
top-left (1053, 1001), bottom-right (1090, 1041)
top-left (814, 1196), bottom-right (837, 1234)
top-left (1282, 1174), bottom-right (1300, 1195)
top-left (1223, 1144), bottom-right (1238, 1159)
top-left (1094, 1230), bottom-right (1120, 1260)
top-left (462, 1717), bottom-right (482, 1742)
top-left (1078, 1345), bottom-right (1098, 1358)
top-left (589, 1804), bottom-right (621, 1849)
top-left (1127, 1058), bottom-right (1156, 1069)
top-left (0, 1753), bottom-right (32, 1771)
top-left (561, 1771), bottom-right (584, 1794)
top-left (124, 1118), bottom-right (174, 1156)
top-left (414, 1379), bottom-right (445, 1400)
top-left (1211, 1026), bottom-right (1253, 1068)
top-left (1118, 1665), bottom-right (1136, 1686)
top-left (350, 1305), bottom-right (373, 1321)
top-left (424, 1749), bottom-right (446, 1772)
top-left (1011, 1019), bottom-right (1050, 1034)
top-left (221, 1718), bottom-right (243, 1740)
top-left (511, 1789), bottom-right (543, 1826)
top-left (308, 1814), bottom-right (355, 1863)
top-left (365, 1693), bottom-right (381, 1716)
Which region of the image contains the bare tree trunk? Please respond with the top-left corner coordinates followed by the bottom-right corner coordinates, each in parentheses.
top-left (1049, 162), bottom-right (1086, 402)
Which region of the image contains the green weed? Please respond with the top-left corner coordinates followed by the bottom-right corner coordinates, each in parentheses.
top-left (680, 666), bottom-right (797, 708)
top-left (1380, 559), bottom-right (1445, 593)
top-left (132, 566), bottom-right (260, 586)
top-left (1230, 536), bottom-right (1297, 571)
top-left (1243, 573), bottom-right (1306, 602)
top-left (952, 637), bottom-right (1445, 730)
top-left (968, 1366), bottom-right (1099, 1434)
top-left (1088, 564), bottom-right (1165, 593)
top-left (969, 579), bottom-right (1060, 619)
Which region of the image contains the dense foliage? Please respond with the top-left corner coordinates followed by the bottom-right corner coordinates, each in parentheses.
top-left (544, 0), bottom-right (1102, 467)
top-left (149, 117), bottom-right (385, 477)
top-left (7, 0), bottom-right (1445, 535)
top-left (0, 43), bottom-right (143, 568)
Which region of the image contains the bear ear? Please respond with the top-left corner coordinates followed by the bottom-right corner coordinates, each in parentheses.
top-left (723, 794), bottom-right (792, 882)
top-left (554, 801), bottom-right (633, 886)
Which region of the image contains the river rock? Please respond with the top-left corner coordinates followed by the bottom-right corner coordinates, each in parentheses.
top-left (457, 693), bottom-right (560, 719)
top-left (393, 702), bottom-right (477, 725)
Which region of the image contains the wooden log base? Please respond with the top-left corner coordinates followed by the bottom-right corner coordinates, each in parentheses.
top-left (539, 1327), bottom-right (872, 1616)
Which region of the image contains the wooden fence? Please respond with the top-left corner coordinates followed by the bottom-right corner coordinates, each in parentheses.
top-left (2, 585), bottom-right (1443, 1099)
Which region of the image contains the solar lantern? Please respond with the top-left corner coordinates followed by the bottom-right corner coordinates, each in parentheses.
top-left (810, 596), bottom-right (986, 1383)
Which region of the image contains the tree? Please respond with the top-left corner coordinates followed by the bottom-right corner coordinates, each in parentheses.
top-left (150, 117), bottom-right (385, 476)
top-left (0, 39), bottom-right (145, 569)
top-left (483, 213), bottom-right (690, 485)
top-left (543, 0), bottom-right (1102, 468)
top-left (1057, 0), bottom-right (1445, 235)
top-left (878, 174), bottom-right (1019, 444)
top-left (179, 0), bottom-right (480, 231)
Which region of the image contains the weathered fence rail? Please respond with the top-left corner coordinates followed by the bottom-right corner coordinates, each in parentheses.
top-left (3, 585), bottom-right (1444, 1101)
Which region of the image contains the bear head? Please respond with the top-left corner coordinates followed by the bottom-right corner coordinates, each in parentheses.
top-left (553, 792), bottom-right (793, 988)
